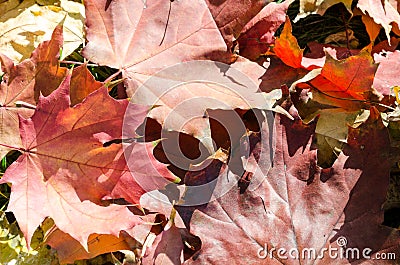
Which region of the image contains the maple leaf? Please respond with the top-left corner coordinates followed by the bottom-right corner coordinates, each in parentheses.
top-left (236, 0), bottom-right (293, 60)
top-left (82, 0), bottom-right (287, 155)
top-left (0, 61), bottom-right (181, 251)
top-left (271, 43), bottom-right (383, 167)
top-left (306, 49), bottom-right (381, 109)
top-left (82, 0), bottom-right (227, 96)
top-left (0, 71), bottom-right (179, 252)
top-left (182, 110), bottom-right (400, 264)
top-left (0, 0), bottom-right (84, 62)
top-left (0, 25), bottom-right (67, 159)
top-left (274, 43), bottom-right (383, 165)
top-left (0, 72), bottom-right (146, 248)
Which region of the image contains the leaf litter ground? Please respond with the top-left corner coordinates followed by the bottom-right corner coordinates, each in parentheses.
top-left (3, 1), bottom-right (400, 264)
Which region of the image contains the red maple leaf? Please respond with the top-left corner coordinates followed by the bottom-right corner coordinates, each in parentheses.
top-left (182, 109), bottom-right (400, 264)
top-left (0, 71), bottom-right (178, 248)
top-left (82, 0), bottom-right (228, 95)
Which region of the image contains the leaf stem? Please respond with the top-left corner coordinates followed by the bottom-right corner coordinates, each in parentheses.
top-left (104, 69), bottom-right (122, 84)
top-left (60, 60), bottom-right (99, 67)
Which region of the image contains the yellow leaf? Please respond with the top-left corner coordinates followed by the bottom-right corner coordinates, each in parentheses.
top-left (295, 0), bottom-right (353, 21)
top-left (0, 0), bottom-right (84, 62)
top-left (394, 86), bottom-right (400, 104)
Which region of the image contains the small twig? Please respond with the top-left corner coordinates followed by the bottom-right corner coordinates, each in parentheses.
top-left (15, 101), bottom-right (36, 110)
top-left (59, 60), bottom-right (98, 67)
top-left (376, 103), bottom-right (396, 111)
top-left (104, 69), bottom-right (122, 84)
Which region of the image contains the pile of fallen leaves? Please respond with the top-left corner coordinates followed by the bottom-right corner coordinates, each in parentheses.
top-left (0, 0), bottom-right (400, 264)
